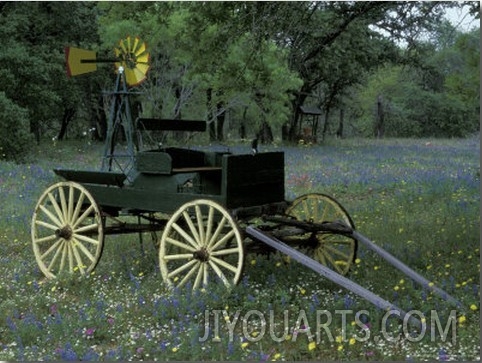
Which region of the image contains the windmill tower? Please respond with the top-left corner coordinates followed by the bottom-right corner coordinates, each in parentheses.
top-left (65, 36), bottom-right (150, 175)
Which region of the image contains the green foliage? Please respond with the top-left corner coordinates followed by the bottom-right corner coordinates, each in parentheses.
top-left (352, 23), bottom-right (480, 138)
top-left (0, 92), bottom-right (34, 162)
top-left (0, 1), bottom-right (478, 155)
top-left (0, 2), bottom-right (103, 144)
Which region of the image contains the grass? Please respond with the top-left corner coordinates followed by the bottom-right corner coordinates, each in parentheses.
top-left (0, 135), bottom-right (479, 361)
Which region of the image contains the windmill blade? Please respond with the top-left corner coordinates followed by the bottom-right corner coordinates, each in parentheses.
top-left (114, 36), bottom-right (151, 87)
top-left (65, 47), bottom-right (97, 77)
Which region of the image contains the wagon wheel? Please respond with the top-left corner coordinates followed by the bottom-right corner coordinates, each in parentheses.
top-left (31, 182), bottom-right (104, 279)
top-left (159, 199), bottom-right (244, 290)
top-left (285, 193), bottom-right (357, 275)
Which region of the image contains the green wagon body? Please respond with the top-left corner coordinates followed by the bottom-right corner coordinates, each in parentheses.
top-left (54, 147), bottom-right (286, 215)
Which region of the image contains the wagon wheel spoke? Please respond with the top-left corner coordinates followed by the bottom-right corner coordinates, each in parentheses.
top-left (58, 186), bottom-right (69, 223)
top-left (160, 199), bottom-right (244, 290)
top-left (210, 229), bottom-right (236, 251)
top-left (39, 204), bottom-right (63, 228)
top-left (172, 223), bottom-right (198, 249)
top-left (182, 211), bottom-right (201, 244)
top-left (163, 253), bottom-right (195, 261)
top-left (167, 259), bottom-right (198, 279)
top-left (208, 260), bottom-right (230, 287)
top-left (177, 262), bottom-right (200, 288)
top-left (47, 192), bottom-right (65, 225)
top-left (74, 223), bottom-right (99, 234)
top-left (47, 241), bottom-right (65, 273)
top-left (165, 236), bottom-right (196, 252)
top-left (210, 247), bottom-right (241, 257)
top-left (72, 238), bottom-right (96, 262)
top-left (32, 182), bottom-right (104, 279)
top-left (286, 193), bottom-right (357, 276)
top-left (210, 256), bottom-right (239, 274)
top-left (193, 262), bottom-right (204, 290)
top-left (207, 216), bottom-right (227, 249)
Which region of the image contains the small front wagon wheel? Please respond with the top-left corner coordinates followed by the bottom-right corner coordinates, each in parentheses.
top-left (31, 182), bottom-right (104, 278)
top-left (159, 200), bottom-right (244, 290)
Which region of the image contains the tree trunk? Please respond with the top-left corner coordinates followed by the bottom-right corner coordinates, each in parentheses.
top-left (206, 88), bottom-right (216, 141)
top-left (30, 119), bottom-right (40, 144)
top-left (322, 108), bottom-right (330, 141)
top-left (57, 107), bottom-right (76, 140)
top-left (336, 108), bottom-right (344, 138)
top-left (287, 90), bottom-right (309, 142)
top-left (239, 107), bottom-right (247, 139)
top-left (258, 121), bottom-right (273, 144)
top-left (216, 102), bottom-right (225, 142)
top-left (374, 94), bottom-right (385, 138)
top-left (94, 95), bottom-right (107, 141)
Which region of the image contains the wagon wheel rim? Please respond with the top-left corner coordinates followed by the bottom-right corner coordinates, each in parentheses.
top-left (159, 199), bottom-right (244, 290)
top-left (31, 182), bottom-right (104, 279)
top-left (286, 193), bottom-right (357, 275)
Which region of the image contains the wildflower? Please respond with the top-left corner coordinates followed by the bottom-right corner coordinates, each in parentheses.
top-left (337, 345), bottom-right (343, 352)
top-left (394, 285), bottom-right (400, 291)
top-left (251, 259), bottom-right (256, 266)
top-left (470, 304), bottom-right (478, 311)
top-left (399, 279), bottom-right (405, 285)
top-left (84, 327), bottom-right (95, 339)
top-left (335, 335), bottom-right (343, 343)
top-left (241, 342), bottom-right (249, 349)
top-left (172, 347), bottom-right (178, 353)
top-left (308, 341), bottom-right (316, 351)
top-left (458, 315), bottom-right (466, 325)
top-left (273, 353), bottom-right (281, 360)
top-left (349, 338), bottom-right (356, 345)
top-left (355, 258), bottom-right (361, 264)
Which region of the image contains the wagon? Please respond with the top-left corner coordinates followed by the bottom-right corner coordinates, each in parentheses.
top-left (31, 115), bottom-right (357, 287)
top-left (31, 38), bottom-right (463, 328)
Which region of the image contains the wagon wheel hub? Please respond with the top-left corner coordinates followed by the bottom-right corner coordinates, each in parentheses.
top-left (55, 225), bottom-right (73, 240)
top-left (193, 247), bottom-right (210, 262)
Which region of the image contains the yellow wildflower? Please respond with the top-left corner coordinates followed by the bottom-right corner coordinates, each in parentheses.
top-left (308, 341), bottom-right (316, 351)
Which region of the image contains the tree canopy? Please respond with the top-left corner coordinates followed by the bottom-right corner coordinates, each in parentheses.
top-left (0, 1), bottom-right (479, 161)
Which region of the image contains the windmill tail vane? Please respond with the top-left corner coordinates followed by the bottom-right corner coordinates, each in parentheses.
top-left (65, 36), bottom-right (150, 87)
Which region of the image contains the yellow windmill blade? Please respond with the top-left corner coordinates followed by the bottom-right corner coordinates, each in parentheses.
top-left (114, 36), bottom-right (150, 87)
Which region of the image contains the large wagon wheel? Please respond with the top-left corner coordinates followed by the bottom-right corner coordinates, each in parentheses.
top-left (31, 182), bottom-right (104, 278)
top-left (159, 199), bottom-right (244, 290)
top-left (285, 193), bottom-right (357, 275)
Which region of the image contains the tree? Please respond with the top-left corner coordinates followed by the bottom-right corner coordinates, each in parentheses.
top-left (0, 92), bottom-right (33, 163)
top-left (0, 2), bottom-right (103, 145)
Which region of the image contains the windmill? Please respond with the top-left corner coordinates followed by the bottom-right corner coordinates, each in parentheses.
top-left (65, 36), bottom-right (150, 175)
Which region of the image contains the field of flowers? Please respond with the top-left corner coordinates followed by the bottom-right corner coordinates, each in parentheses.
top-left (0, 136), bottom-right (479, 361)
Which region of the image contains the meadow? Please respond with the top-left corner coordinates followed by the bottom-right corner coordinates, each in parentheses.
top-left (0, 136), bottom-right (479, 361)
